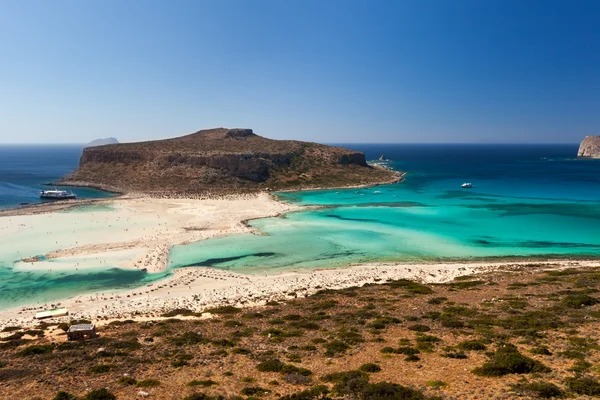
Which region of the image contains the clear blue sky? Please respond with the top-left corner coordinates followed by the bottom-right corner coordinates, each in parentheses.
top-left (0, 0), bottom-right (598, 144)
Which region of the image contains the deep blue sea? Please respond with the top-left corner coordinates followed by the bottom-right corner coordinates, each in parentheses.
top-left (1, 143), bottom-right (600, 308)
top-left (0, 145), bottom-right (114, 209)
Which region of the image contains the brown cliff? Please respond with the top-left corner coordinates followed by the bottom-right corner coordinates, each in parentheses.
top-left (60, 128), bottom-right (400, 195)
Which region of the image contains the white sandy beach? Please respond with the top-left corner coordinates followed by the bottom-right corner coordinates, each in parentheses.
top-left (1, 194), bottom-right (599, 331)
top-left (0, 193), bottom-right (301, 275)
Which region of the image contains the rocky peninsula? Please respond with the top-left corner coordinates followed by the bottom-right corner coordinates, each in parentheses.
top-left (61, 128), bottom-right (400, 195)
top-left (577, 135), bottom-right (600, 158)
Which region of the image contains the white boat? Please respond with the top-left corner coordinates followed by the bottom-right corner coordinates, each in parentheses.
top-left (461, 182), bottom-right (472, 188)
top-left (40, 189), bottom-right (77, 200)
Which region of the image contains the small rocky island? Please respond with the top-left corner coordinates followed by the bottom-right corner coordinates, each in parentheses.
top-left (62, 128), bottom-right (400, 194)
top-left (577, 136), bottom-right (600, 158)
top-left (85, 137), bottom-right (119, 147)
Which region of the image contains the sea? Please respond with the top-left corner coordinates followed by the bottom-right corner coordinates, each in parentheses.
top-left (0, 145), bottom-right (114, 209)
top-left (1, 143), bottom-right (600, 308)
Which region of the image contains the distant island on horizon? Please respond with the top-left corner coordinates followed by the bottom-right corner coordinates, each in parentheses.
top-left (85, 137), bottom-right (119, 147)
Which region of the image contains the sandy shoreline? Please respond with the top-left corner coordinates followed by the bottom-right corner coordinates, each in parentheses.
top-left (2, 259), bottom-right (599, 331)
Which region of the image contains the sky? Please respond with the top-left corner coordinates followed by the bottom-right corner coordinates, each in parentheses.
top-left (0, 0), bottom-right (599, 144)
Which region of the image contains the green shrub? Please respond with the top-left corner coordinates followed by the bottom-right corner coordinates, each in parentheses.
top-left (415, 334), bottom-right (441, 352)
top-left (442, 351), bottom-right (467, 359)
top-left (562, 293), bottom-right (599, 308)
top-left (256, 359), bottom-right (285, 372)
top-left (162, 308), bottom-right (194, 317)
top-left (569, 359), bottom-right (592, 373)
top-left (337, 329), bottom-right (365, 344)
top-left (53, 391), bottom-right (77, 400)
top-left (473, 344), bottom-right (551, 376)
top-left (359, 363), bottom-right (381, 373)
top-left (109, 339), bottom-right (141, 350)
top-left (565, 375), bottom-right (600, 395)
top-left (387, 279), bottom-right (434, 295)
top-left (172, 359), bottom-right (189, 367)
top-left (136, 379), bottom-right (161, 387)
top-left (457, 340), bottom-right (486, 351)
top-left (281, 364), bottom-right (312, 376)
top-left (18, 344), bottom-right (53, 356)
top-left (396, 347), bottom-right (420, 355)
top-left (212, 339), bottom-right (236, 347)
top-left (322, 370), bottom-right (369, 396)
top-left (117, 376), bottom-right (137, 385)
top-left (232, 347), bottom-right (252, 355)
top-left (279, 385), bottom-right (330, 400)
top-left (440, 315), bottom-right (465, 328)
top-left (205, 305), bottom-right (241, 314)
top-left (188, 379), bottom-right (217, 387)
top-left (530, 345), bottom-right (552, 355)
top-left (511, 381), bottom-right (564, 398)
top-left (426, 380), bottom-right (448, 389)
top-left (360, 381), bottom-right (428, 399)
top-left (404, 354), bottom-right (420, 362)
top-left (240, 386), bottom-right (271, 396)
top-left (408, 324), bottom-right (430, 332)
top-left (89, 364), bottom-right (112, 374)
top-left (427, 297), bottom-right (447, 305)
top-left (324, 340), bottom-right (351, 356)
top-left (83, 388), bottom-right (116, 400)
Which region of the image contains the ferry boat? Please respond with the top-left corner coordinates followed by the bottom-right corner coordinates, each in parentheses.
top-left (461, 182), bottom-right (473, 188)
top-left (40, 189), bottom-right (77, 200)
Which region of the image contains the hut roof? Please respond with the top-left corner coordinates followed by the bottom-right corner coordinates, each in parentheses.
top-left (67, 324), bottom-right (95, 332)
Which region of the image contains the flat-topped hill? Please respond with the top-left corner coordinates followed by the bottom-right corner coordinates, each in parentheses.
top-left (578, 136), bottom-right (600, 158)
top-left (61, 128), bottom-right (399, 194)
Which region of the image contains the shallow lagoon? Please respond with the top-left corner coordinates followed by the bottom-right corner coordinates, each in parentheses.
top-left (169, 144), bottom-right (600, 272)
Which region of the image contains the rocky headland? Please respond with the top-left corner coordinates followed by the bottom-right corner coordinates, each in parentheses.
top-left (577, 135), bottom-right (600, 158)
top-left (61, 128), bottom-right (400, 195)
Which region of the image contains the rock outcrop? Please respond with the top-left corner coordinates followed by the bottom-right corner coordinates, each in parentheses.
top-left (578, 136), bottom-right (600, 158)
top-left (61, 128), bottom-right (399, 195)
top-left (86, 137), bottom-right (119, 147)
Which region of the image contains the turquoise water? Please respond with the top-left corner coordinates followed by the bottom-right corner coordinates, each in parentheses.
top-left (169, 144), bottom-right (600, 273)
top-left (2, 144), bottom-right (600, 309)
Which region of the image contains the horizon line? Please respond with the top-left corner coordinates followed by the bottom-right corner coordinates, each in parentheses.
top-left (0, 141), bottom-right (582, 146)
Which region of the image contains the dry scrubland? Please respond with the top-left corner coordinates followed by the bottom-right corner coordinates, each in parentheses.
top-left (4, 265), bottom-right (600, 399)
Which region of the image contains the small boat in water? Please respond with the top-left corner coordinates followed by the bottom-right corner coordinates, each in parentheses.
top-left (40, 189), bottom-right (77, 200)
top-left (461, 182), bottom-right (472, 188)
